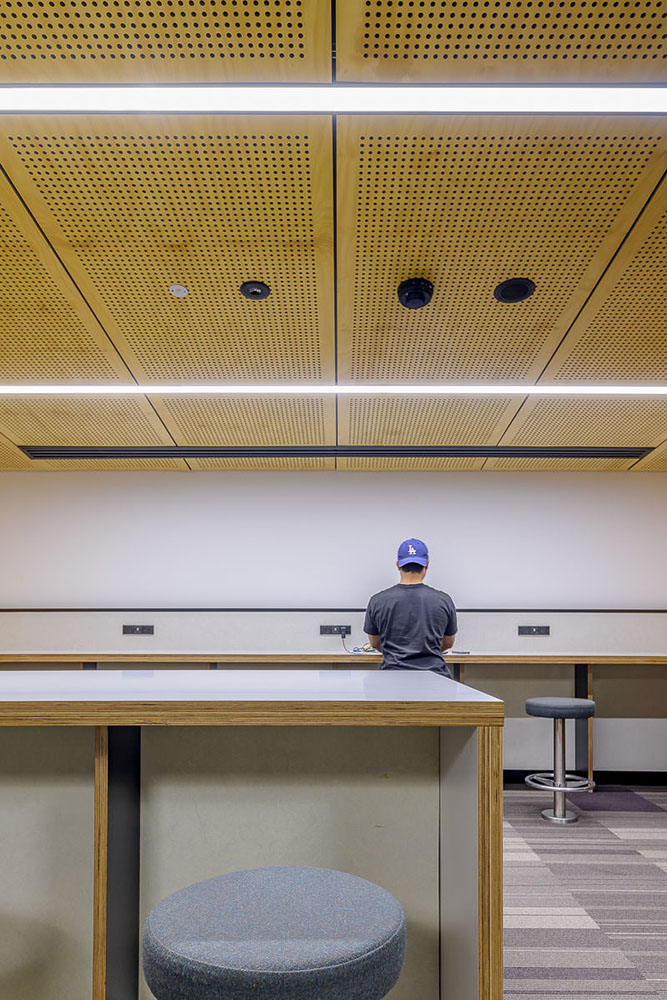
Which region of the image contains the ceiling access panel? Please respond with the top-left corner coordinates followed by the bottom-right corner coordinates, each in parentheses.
top-left (187, 457), bottom-right (335, 469)
top-left (632, 438), bottom-right (667, 470)
top-left (0, 116), bottom-right (336, 397)
top-left (0, 395), bottom-right (177, 450)
top-left (36, 458), bottom-right (190, 469)
top-left (336, 116), bottom-right (667, 395)
top-left (0, 0), bottom-right (332, 82)
top-left (534, 174), bottom-right (667, 384)
top-left (483, 456), bottom-right (636, 470)
top-left (0, 430), bottom-right (32, 470)
top-left (495, 397), bottom-right (667, 454)
top-left (336, 456), bottom-right (484, 469)
top-left (338, 395), bottom-right (516, 446)
top-left (153, 395), bottom-right (336, 446)
top-left (335, 0), bottom-right (667, 82)
top-left (0, 169), bottom-right (135, 384)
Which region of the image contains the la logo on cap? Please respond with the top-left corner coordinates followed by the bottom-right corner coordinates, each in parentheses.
top-left (408, 545), bottom-right (416, 555)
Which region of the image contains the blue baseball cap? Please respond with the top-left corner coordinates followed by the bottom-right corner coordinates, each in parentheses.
top-left (397, 538), bottom-right (429, 567)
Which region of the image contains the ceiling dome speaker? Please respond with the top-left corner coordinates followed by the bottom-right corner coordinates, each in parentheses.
top-left (493, 277), bottom-right (536, 303)
top-left (397, 277), bottom-right (433, 310)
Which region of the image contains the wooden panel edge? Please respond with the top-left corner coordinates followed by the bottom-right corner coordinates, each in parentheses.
top-left (93, 726), bottom-right (109, 1000)
top-left (478, 726), bottom-right (503, 1000)
top-left (0, 700), bottom-right (504, 726)
top-left (2, 654), bottom-right (666, 663)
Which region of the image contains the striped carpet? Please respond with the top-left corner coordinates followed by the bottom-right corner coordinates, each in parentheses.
top-left (504, 787), bottom-right (667, 999)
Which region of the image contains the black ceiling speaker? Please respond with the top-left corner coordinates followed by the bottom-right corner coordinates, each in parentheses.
top-left (240, 280), bottom-right (271, 300)
top-left (493, 277), bottom-right (536, 303)
top-left (397, 277), bottom-right (433, 310)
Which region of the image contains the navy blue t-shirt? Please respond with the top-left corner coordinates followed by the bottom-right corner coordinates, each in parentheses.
top-left (364, 583), bottom-right (458, 676)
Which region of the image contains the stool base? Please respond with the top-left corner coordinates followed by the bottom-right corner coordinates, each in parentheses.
top-left (541, 807), bottom-right (578, 824)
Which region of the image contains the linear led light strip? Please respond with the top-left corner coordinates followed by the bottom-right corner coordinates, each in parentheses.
top-left (1, 385), bottom-right (667, 396)
top-left (0, 87), bottom-right (665, 115)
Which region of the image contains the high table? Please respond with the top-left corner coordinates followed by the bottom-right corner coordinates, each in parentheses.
top-left (3, 650), bottom-right (665, 786)
top-left (0, 668), bottom-right (503, 1000)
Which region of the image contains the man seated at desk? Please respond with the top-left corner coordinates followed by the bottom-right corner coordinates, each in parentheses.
top-left (364, 538), bottom-right (458, 679)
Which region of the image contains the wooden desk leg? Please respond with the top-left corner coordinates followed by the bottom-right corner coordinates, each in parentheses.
top-left (93, 727), bottom-right (109, 1000)
top-left (588, 664), bottom-right (594, 792)
top-left (440, 725), bottom-right (503, 1000)
top-left (451, 663), bottom-right (465, 683)
top-left (478, 727), bottom-right (503, 1000)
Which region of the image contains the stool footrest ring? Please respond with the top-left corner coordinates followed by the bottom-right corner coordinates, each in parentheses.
top-left (525, 772), bottom-right (595, 792)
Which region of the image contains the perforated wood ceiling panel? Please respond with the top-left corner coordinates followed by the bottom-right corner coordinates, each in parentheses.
top-left (0, 116), bottom-right (334, 383)
top-left (484, 456), bottom-right (635, 470)
top-left (498, 398), bottom-right (667, 447)
top-left (0, 0), bottom-right (331, 82)
top-left (340, 396), bottom-right (514, 445)
top-left (39, 458), bottom-right (190, 470)
top-left (188, 457), bottom-right (335, 470)
top-left (0, 431), bottom-right (32, 470)
top-left (536, 176), bottom-right (667, 383)
top-left (0, 171), bottom-right (133, 383)
top-left (336, 117), bottom-right (667, 385)
top-left (634, 442), bottom-right (667, 471)
top-left (337, 457), bottom-right (484, 470)
top-left (336, 0), bottom-right (667, 81)
top-left (153, 396), bottom-right (335, 445)
top-left (0, 397), bottom-right (174, 446)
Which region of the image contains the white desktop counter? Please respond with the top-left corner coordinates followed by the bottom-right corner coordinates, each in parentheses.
top-left (0, 669), bottom-right (503, 1000)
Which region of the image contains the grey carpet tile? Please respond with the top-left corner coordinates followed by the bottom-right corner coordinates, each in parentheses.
top-left (505, 968), bottom-right (646, 981)
top-left (566, 791), bottom-right (665, 813)
top-left (504, 930), bottom-right (612, 948)
top-left (504, 786), bottom-right (667, 999)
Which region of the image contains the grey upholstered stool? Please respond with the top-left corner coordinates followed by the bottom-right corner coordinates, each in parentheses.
top-left (142, 865), bottom-right (406, 1000)
top-left (525, 697), bottom-right (596, 824)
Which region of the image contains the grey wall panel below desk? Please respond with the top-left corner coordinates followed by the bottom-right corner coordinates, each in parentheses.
top-left (0, 729), bottom-right (94, 1000)
top-left (1, 609), bottom-right (667, 657)
top-left (140, 726), bottom-right (440, 1000)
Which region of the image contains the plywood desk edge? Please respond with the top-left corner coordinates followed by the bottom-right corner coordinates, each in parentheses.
top-left (0, 698), bottom-right (504, 727)
top-left (1, 654), bottom-right (666, 663)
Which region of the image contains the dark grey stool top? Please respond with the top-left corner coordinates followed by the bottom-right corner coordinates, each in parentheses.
top-left (143, 866), bottom-right (406, 1000)
top-left (525, 696), bottom-right (596, 719)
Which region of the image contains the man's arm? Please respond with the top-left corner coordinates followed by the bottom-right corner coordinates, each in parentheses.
top-left (363, 599), bottom-right (381, 652)
top-left (440, 600), bottom-right (458, 652)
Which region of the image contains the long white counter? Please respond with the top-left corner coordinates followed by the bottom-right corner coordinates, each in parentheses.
top-left (0, 669), bottom-right (503, 1000)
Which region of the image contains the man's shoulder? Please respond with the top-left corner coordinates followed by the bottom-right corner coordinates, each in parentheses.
top-left (423, 585), bottom-right (456, 606)
top-left (367, 584), bottom-right (401, 605)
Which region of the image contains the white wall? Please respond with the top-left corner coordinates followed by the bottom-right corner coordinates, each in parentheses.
top-left (0, 470), bottom-right (666, 608)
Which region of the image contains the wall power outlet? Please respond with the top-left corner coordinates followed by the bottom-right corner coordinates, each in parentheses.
top-left (320, 625), bottom-right (352, 636)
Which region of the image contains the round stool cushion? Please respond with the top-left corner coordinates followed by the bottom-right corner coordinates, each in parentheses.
top-left (142, 866), bottom-right (406, 1000)
top-left (525, 696), bottom-right (596, 720)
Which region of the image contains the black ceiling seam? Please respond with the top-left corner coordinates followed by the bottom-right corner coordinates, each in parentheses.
top-left (19, 445), bottom-right (651, 460)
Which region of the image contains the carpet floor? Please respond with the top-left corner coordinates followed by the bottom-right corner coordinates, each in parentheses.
top-left (504, 787), bottom-right (667, 999)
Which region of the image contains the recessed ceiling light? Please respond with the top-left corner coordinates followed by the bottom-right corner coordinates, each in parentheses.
top-left (398, 278), bottom-right (433, 310)
top-left (169, 284), bottom-right (189, 298)
top-left (240, 281), bottom-right (271, 301)
top-left (494, 278), bottom-right (536, 304)
top-left (0, 86), bottom-right (664, 115)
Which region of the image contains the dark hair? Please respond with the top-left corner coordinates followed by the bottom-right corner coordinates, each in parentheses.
top-left (400, 562), bottom-right (426, 574)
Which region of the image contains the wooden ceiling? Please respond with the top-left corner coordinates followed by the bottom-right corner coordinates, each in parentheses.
top-left (0, 1), bottom-right (665, 472)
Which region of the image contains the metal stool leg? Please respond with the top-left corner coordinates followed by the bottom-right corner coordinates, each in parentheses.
top-left (541, 718), bottom-right (578, 824)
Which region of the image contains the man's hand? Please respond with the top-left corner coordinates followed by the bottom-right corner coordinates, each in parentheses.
top-left (367, 634), bottom-right (382, 652)
top-left (440, 634), bottom-right (456, 652)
